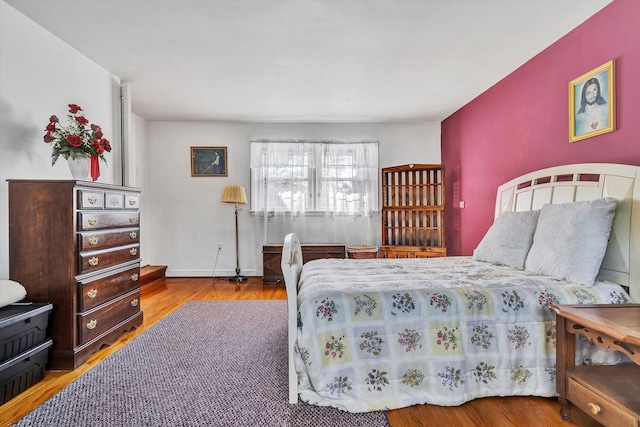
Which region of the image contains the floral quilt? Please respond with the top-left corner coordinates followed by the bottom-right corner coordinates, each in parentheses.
top-left (293, 257), bottom-right (634, 412)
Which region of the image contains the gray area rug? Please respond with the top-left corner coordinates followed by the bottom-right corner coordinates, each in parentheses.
top-left (14, 300), bottom-right (390, 427)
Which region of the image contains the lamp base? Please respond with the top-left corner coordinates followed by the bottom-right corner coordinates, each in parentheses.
top-left (228, 275), bottom-right (247, 283)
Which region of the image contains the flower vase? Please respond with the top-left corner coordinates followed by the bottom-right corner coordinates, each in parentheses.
top-left (67, 156), bottom-right (90, 181)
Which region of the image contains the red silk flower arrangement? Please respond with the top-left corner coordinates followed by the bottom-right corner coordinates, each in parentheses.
top-left (44, 104), bottom-right (111, 181)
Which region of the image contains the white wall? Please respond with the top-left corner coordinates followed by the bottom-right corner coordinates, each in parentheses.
top-left (0, 1), bottom-right (441, 280)
top-left (132, 114), bottom-right (151, 266)
top-left (0, 2), bottom-right (132, 279)
top-left (146, 121), bottom-right (441, 277)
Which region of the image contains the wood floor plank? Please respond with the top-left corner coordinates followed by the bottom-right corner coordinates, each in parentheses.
top-left (0, 277), bottom-right (602, 427)
top-left (386, 395), bottom-right (602, 427)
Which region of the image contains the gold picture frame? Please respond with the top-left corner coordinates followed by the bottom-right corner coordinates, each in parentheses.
top-left (569, 60), bottom-right (615, 143)
top-left (191, 146), bottom-right (227, 177)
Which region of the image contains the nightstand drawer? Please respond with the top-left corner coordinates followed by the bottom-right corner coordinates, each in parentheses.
top-left (568, 377), bottom-right (639, 427)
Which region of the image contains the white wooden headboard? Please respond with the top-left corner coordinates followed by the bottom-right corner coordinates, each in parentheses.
top-left (495, 163), bottom-right (640, 302)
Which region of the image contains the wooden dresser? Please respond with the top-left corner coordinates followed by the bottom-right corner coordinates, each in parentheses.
top-left (263, 244), bottom-right (346, 284)
top-left (8, 180), bottom-right (143, 370)
top-left (551, 304), bottom-right (640, 426)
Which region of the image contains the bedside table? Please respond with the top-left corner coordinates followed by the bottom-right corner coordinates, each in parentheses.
top-left (550, 304), bottom-right (640, 426)
top-left (262, 244), bottom-right (346, 284)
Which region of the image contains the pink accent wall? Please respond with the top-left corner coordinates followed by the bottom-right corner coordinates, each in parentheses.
top-left (441, 0), bottom-right (640, 256)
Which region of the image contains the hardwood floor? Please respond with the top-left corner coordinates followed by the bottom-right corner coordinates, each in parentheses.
top-left (0, 277), bottom-right (601, 427)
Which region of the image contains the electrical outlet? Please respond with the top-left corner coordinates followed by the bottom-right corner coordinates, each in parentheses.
top-left (217, 243), bottom-right (223, 251)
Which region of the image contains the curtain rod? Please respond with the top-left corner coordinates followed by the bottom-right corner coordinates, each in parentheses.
top-left (250, 139), bottom-right (378, 144)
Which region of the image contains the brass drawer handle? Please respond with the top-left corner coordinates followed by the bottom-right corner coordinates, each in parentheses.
top-left (88, 256), bottom-right (99, 266)
top-left (130, 298), bottom-right (139, 307)
top-left (128, 198), bottom-right (137, 206)
top-left (129, 231), bottom-right (137, 239)
top-left (86, 319), bottom-right (97, 330)
top-left (588, 403), bottom-right (601, 415)
top-left (129, 216), bottom-right (137, 223)
top-left (131, 273), bottom-right (139, 281)
top-left (88, 217), bottom-right (98, 226)
top-left (88, 235), bottom-right (99, 245)
top-left (88, 195), bottom-right (98, 204)
top-left (87, 289), bottom-right (98, 299)
top-left (130, 248), bottom-right (138, 256)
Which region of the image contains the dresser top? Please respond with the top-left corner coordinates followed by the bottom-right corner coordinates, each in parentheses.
top-left (7, 179), bottom-right (141, 192)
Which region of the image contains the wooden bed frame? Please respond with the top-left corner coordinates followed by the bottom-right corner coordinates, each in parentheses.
top-left (495, 163), bottom-right (639, 301)
top-left (281, 163), bottom-right (640, 404)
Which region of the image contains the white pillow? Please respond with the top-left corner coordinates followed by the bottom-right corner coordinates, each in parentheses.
top-left (525, 197), bottom-right (617, 286)
top-left (473, 210), bottom-right (540, 269)
top-left (0, 279), bottom-right (27, 308)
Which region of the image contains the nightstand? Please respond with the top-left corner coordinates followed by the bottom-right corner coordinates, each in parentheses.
top-left (262, 244), bottom-right (346, 284)
top-left (550, 304), bottom-right (640, 426)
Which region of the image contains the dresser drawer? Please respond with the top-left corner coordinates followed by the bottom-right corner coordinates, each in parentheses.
top-left (78, 212), bottom-right (140, 231)
top-left (78, 264), bottom-right (141, 311)
top-left (78, 245), bottom-right (140, 274)
top-left (79, 228), bottom-right (140, 252)
top-left (104, 192), bottom-right (124, 209)
top-left (77, 289), bottom-right (140, 345)
top-left (124, 193), bottom-right (140, 210)
top-left (103, 192), bottom-right (140, 210)
top-left (568, 377), bottom-right (639, 427)
top-left (77, 189), bottom-right (104, 209)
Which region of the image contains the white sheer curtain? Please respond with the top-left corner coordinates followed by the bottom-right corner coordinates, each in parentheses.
top-left (320, 142), bottom-right (379, 246)
top-left (251, 141), bottom-right (311, 245)
top-left (250, 140), bottom-right (379, 254)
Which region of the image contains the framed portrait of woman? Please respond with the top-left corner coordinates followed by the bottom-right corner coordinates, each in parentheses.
top-left (191, 146), bottom-right (227, 177)
top-left (569, 60), bottom-right (615, 143)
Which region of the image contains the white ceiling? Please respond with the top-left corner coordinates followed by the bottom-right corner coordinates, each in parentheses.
top-left (6, 0), bottom-right (611, 123)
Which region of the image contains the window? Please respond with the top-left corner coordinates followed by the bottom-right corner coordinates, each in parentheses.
top-left (250, 140), bottom-right (379, 215)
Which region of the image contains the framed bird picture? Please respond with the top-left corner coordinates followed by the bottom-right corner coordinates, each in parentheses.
top-left (191, 146), bottom-right (227, 177)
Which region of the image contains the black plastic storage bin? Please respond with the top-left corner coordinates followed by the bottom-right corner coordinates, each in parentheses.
top-left (0, 303), bottom-right (53, 363)
top-left (0, 339), bottom-right (52, 405)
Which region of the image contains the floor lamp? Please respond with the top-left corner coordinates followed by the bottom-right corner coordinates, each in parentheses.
top-left (221, 185), bottom-right (248, 282)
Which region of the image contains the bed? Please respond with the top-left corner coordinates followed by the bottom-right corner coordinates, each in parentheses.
top-left (281, 163), bottom-right (640, 412)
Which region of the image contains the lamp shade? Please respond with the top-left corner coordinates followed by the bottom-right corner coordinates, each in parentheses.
top-left (221, 185), bottom-right (247, 204)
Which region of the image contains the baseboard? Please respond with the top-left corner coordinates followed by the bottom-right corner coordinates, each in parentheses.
top-left (165, 268), bottom-right (259, 277)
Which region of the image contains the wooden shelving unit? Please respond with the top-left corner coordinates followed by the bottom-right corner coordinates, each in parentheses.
top-left (379, 164), bottom-right (446, 258)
